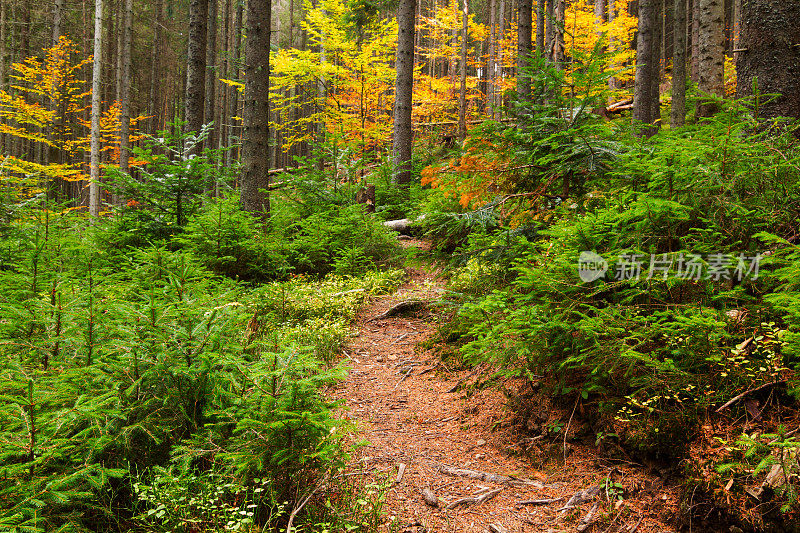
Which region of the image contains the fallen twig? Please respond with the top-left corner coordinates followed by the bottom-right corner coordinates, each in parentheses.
top-left (576, 501), bottom-right (600, 531)
top-left (716, 381), bottom-right (786, 413)
top-left (389, 332), bottom-right (409, 346)
top-left (395, 463), bottom-right (406, 484)
top-left (557, 484), bottom-right (602, 513)
top-left (445, 487), bottom-right (502, 509)
top-left (393, 368), bottom-right (414, 390)
top-left (515, 497), bottom-right (564, 506)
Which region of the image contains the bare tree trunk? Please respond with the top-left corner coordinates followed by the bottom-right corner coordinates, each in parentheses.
top-left (554, 0), bottom-right (564, 68)
top-left (0, 0), bottom-right (6, 154)
top-left (118, 0), bottom-right (132, 181)
top-left (696, 0), bottom-right (724, 117)
top-left (608, 0), bottom-right (617, 90)
top-left (227, 0), bottom-right (243, 167)
top-left (633, 0), bottom-right (662, 136)
top-left (517, 0), bottom-right (533, 101)
top-left (545, 0), bottom-right (553, 61)
top-left (457, 0), bottom-right (469, 141)
top-left (148, 0), bottom-right (164, 133)
top-left (204, 0), bottom-right (218, 152)
top-left (691, 0), bottom-right (699, 80)
top-left (392, 0), bottom-right (417, 185)
top-left (90, 0), bottom-right (104, 217)
top-left (240, 0), bottom-right (271, 219)
top-left (52, 0), bottom-right (65, 44)
top-left (671, 0), bottom-right (686, 127)
top-left (735, 0), bottom-right (800, 121)
top-left (488, 0), bottom-right (496, 117)
top-left (185, 0), bottom-right (209, 139)
top-left (535, 0), bottom-right (544, 55)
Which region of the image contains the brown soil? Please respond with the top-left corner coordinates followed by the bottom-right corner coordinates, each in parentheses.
top-left (331, 244), bottom-right (682, 533)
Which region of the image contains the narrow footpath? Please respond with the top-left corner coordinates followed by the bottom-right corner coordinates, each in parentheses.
top-left (331, 243), bottom-right (680, 533)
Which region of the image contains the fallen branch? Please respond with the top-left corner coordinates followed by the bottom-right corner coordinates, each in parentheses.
top-left (367, 300), bottom-right (425, 322)
top-left (395, 463), bottom-right (406, 484)
top-left (435, 463), bottom-right (543, 487)
top-left (516, 497), bottom-right (564, 506)
top-left (393, 368), bottom-right (414, 390)
top-left (445, 487), bottom-right (502, 509)
top-left (557, 484), bottom-right (602, 513)
top-left (576, 501), bottom-right (600, 532)
top-left (488, 524), bottom-right (509, 533)
top-left (716, 381), bottom-right (787, 413)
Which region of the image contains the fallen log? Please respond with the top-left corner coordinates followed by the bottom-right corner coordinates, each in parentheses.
top-left (383, 214), bottom-right (426, 235)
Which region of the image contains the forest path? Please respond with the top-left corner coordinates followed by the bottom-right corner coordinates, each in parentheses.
top-left (330, 240), bottom-right (678, 533)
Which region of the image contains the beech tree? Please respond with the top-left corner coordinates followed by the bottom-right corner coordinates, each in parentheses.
top-left (736, 0), bottom-right (800, 121)
top-left (392, 0), bottom-right (416, 185)
top-left (240, 0), bottom-right (271, 219)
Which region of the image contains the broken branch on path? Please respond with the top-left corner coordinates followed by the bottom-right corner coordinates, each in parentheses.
top-left (715, 380), bottom-right (786, 413)
top-left (367, 300), bottom-right (426, 322)
top-left (515, 497), bottom-right (564, 506)
top-left (445, 487), bottom-right (502, 509)
top-left (576, 501), bottom-right (600, 532)
top-left (435, 463), bottom-right (543, 487)
top-left (557, 484), bottom-right (602, 513)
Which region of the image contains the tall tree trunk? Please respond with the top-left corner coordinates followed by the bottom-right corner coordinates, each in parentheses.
top-left (0, 0), bottom-right (6, 154)
top-left (696, 0), bottom-right (724, 117)
top-left (517, 0), bottom-right (533, 101)
top-left (90, 0), bottom-right (104, 217)
top-left (633, 0), bottom-right (662, 136)
top-left (392, 0), bottom-right (417, 185)
top-left (545, 0), bottom-right (553, 61)
top-left (608, 0), bottom-right (617, 90)
top-left (691, 0), bottom-right (699, 80)
top-left (488, 0), bottom-right (496, 117)
top-left (52, 0), bottom-right (65, 44)
top-left (185, 0), bottom-right (209, 139)
top-left (148, 0), bottom-right (164, 133)
top-left (535, 0), bottom-right (544, 55)
top-left (457, 0), bottom-right (469, 141)
top-left (119, 0), bottom-right (132, 178)
top-left (227, 0), bottom-right (243, 167)
top-left (240, 0), bottom-right (271, 218)
top-left (553, 0), bottom-right (564, 68)
top-left (671, 0), bottom-right (686, 127)
top-left (204, 0), bottom-right (218, 152)
top-left (735, 0), bottom-right (800, 121)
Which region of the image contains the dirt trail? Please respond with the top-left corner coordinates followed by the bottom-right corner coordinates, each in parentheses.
top-left (331, 245), bottom-right (679, 533)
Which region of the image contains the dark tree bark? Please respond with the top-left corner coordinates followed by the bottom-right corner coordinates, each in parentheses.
top-left (204, 0), bottom-right (218, 151)
top-left (671, 0), bottom-right (687, 127)
top-left (517, 0), bottom-right (533, 101)
top-left (633, 0), bottom-right (663, 136)
top-left (696, 0), bottom-right (724, 117)
top-left (392, 0), bottom-right (417, 185)
top-left (535, 0), bottom-right (545, 55)
top-left (185, 0), bottom-right (209, 138)
top-left (735, 0), bottom-right (800, 121)
top-left (240, 0), bottom-right (271, 219)
top-left (148, 0), bottom-right (164, 133)
top-left (119, 0), bottom-right (133, 177)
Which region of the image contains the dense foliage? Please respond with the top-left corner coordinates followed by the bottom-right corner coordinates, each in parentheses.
top-left (420, 53), bottom-right (800, 525)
